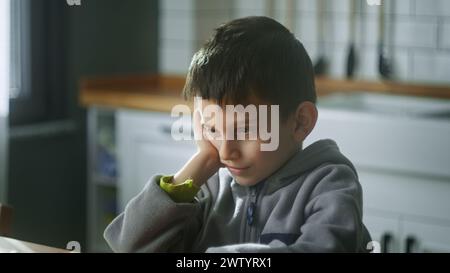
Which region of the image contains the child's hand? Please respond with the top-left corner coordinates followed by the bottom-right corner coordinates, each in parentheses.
top-left (193, 110), bottom-right (220, 161)
top-left (172, 110), bottom-right (223, 187)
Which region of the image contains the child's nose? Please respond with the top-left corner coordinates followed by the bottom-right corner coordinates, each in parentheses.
top-left (218, 139), bottom-right (240, 161)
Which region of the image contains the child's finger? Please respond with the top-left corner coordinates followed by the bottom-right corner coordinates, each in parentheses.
top-left (193, 110), bottom-right (203, 140)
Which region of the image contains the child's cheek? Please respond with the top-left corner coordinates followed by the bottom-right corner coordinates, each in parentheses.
top-left (240, 140), bottom-right (261, 158)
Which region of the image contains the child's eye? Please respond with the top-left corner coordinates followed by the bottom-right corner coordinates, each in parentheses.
top-left (203, 125), bottom-right (216, 134)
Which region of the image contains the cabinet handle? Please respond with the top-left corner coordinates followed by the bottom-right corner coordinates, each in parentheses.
top-left (381, 232), bottom-right (393, 253)
top-left (405, 236), bottom-right (417, 253)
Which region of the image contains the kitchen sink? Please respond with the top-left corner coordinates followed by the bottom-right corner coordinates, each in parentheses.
top-left (317, 92), bottom-right (450, 119)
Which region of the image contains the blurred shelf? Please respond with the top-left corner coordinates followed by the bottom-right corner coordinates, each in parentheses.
top-left (87, 108), bottom-right (119, 253)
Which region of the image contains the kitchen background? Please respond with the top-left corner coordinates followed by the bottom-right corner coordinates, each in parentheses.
top-left (160, 0), bottom-right (450, 83)
top-left (0, 0), bottom-right (449, 253)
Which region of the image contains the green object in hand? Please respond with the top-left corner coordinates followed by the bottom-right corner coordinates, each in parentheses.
top-left (159, 175), bottom-right (200, 203)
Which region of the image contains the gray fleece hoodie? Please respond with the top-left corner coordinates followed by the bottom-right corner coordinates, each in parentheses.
top-left (104, 139), bottom-right (372, 253)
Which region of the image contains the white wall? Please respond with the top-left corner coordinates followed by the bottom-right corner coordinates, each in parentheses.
top-left (159, 0), bottom-right (450, 85)
top-left (0, 0), bottom-right (10, 203)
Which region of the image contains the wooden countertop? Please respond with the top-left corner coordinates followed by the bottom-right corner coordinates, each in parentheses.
top-left (79, 75), bottom-right (189, 112)
top-left (79, 74), bottom-right (450, 112)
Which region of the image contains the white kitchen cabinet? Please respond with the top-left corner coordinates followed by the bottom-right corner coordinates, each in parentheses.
top-left (364, 210), bottom-right (450, 253)
top-left (364, 211), bottom-right (401, 253)
top-left (359, 167), bottom-right (450, 253)
top-left (359, 170), bottom-right (450, 223)
top-left (116, 109), bottom-right (196, 211)
top-left (86, 107), bottom-right (196, 252)
top-left (305, 93), bottom-right (450, 252)
top-left (87, 108), bottom-right (196, 251)
top-left (401, 218), bottom-right (450, 253)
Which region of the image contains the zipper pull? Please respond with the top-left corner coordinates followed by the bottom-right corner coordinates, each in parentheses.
top-left (247, 202), bottom-right (256, 226)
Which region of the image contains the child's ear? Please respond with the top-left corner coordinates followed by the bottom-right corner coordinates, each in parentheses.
top-left (292, 101), bottom-right (318, 142)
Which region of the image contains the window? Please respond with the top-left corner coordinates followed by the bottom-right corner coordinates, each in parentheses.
top-left (0, 0), bottom-right (9, 202)
top-left (9, 0), bottom-right (30, 100)
top-left (9, 0), bottom-right (67, 126)
top-left (1, 0), bottom-right (10, 116)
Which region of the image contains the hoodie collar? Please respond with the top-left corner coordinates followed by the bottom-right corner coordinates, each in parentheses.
top-left (263, 139), bottom-right (356, 194)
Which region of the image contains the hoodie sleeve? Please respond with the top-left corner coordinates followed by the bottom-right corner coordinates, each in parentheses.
top-left (103, 175), bottom-right (205, 252)
top-left (205, 164), bottom-right (371, 253)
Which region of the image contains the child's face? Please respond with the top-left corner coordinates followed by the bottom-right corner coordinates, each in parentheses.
top-left (199, 98), bottom-right (303, 187)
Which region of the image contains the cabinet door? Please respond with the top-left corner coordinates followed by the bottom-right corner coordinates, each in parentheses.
top-left (117, 109), bottom-right (196, 211)
top-left (401, 218), bottom-right (450, 253)
top-left (134, 140), bottom-right (195, 196)
top-left (364, 212), bottom-right (401, 253)
top-left (359, 170), bottom-right (450, 222)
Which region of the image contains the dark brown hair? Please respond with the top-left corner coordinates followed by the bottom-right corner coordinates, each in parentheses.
top-left (183, 16), bottom-right (316, 120)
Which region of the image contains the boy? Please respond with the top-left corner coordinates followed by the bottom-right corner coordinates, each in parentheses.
top-left (104, 16), bottom-right (372, 252)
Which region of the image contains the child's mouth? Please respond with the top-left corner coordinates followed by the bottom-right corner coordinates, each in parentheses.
top-left (225, 165), bottom-right (250, 175)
